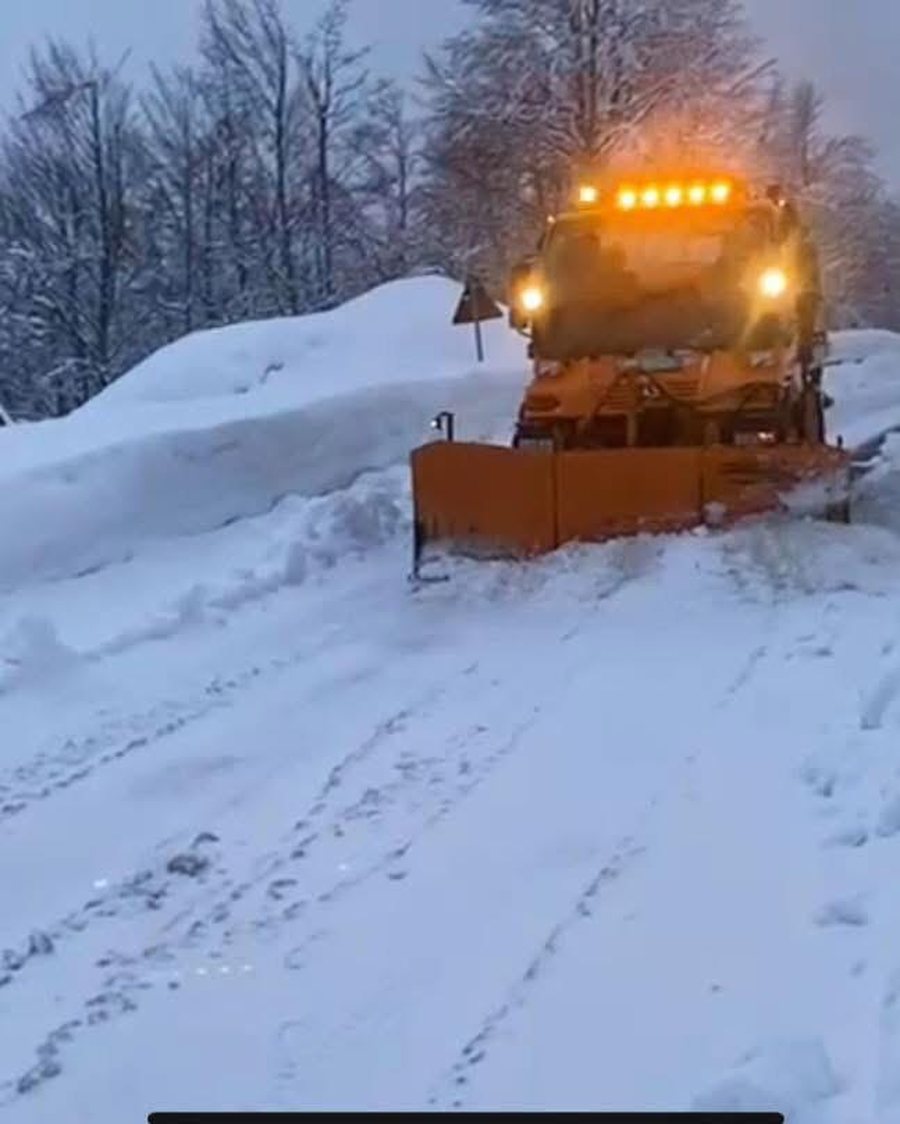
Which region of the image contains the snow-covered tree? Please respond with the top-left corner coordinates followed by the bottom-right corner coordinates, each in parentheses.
top-left (0, 41), bottom-right (146, 413)
top-left (757, 77), bottom-right (899, 327)
top-left (347, 81), bottom-right (425, 283)
top-left (140, 65), bottom-right (205, 336)
top-left (420, 0), bottom-right (771, 287)
top-left (293, 0), bottom-right (373, 306)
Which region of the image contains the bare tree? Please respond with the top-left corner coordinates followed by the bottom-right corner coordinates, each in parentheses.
top-left (295, 0), bottom-right (369, 306)
top-left (0, 41), bottom-right (143, 409)
top-left (359, 82), bottom-right (422, 279)
top-left (142, 65), bottom-right (203, 335)
top-left (201, 0), bottom-right (306, 312)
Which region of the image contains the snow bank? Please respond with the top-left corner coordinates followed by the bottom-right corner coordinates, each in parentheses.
top-left (0, 277), bottom-right (525, 592)
top-left (826, 330), bottom-right (900, 448)
top-left (828, 329), bottom-right (900, 368)
top-left (85, 277), bottom-right (516, 411)
top-left (85, 465), bottom-right (416, 661)
top-left (0, 616), bottom-right (79, 692)
top-left (0, 376), bottom-right (521, 592)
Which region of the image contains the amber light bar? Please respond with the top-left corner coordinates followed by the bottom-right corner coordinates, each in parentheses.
top-left (613, 178), bottom-right (735, 210)
top-left (574, 176), bottom-right (742, 211)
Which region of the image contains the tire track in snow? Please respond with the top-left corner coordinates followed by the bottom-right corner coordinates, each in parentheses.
top-left (10, 537), bottom-right (752, 1109)
top-left (0, 680), bottom-right (434, 1009)
top-left (860, 664), bottom-right (900, 731)
top-left (202, 547), bottom-right (664, 946)
top-left (0, 615), bottom-right (350, 825)
top-left (0, 678), bottom-right (544, 1106)
top-left (284, 475), bottom-right (900, 1112)
top-left (178, 669), bottom-right (561, 955)
top-left (426, 608), bottom-right (798, 1110)
top-left (705, 585), bottom-right (900, 1117)
top-left (717, 643), bottom-right (769, 706)
top-left (875, 968), bottom-right (900, 1119)
top-left (238, 548), bottom-right (667, 942)
top-left (0, 560), bottom-right (646, 1110)
top-left (0, 692), bottom-right (243, 824)
top-left (164, 685), bottom-right (452, 944)
top-left (0, 599), bottom-right (409, 1096)
top-left (0, 684), bottom-right (433, 1106)
top-left (427, 836), bottom-right (646, 1109)
top-left (0, 655), bottom-right (473, 1097)
top-left (261, 705), bottom-right (547, 938)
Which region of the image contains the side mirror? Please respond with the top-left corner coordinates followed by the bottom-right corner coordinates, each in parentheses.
top-left (507, 258), bottom-right (535, 330)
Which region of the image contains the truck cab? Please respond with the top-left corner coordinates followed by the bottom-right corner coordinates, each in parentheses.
top-left (504, 175), bottom-right (830, 450)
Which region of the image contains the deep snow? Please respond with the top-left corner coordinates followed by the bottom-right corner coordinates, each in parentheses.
top-left (3, 278), bottom-right (900, 1122)
top-left (0, 277), bottom-right (524, 591)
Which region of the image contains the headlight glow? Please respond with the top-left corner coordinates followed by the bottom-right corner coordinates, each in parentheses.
top-left (520, 285), bottom-right (545, 312)
top-left (759, 267), bottom-right (788, 299)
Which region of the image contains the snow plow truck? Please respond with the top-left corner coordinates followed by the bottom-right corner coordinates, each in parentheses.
top-left (410, 173), bottom-right (850, 571)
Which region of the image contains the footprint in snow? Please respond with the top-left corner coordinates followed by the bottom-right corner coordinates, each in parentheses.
top-left (876, 968), bottom-right (900, 1110)
top-left (875, 793), bottom-right (900, 838)
top-left (813, 895), bottom-right (869, 928)
top-left (166, 852), bottom-right (210, 878)
top-left (267, 878), bottom-right (297, 901)
top-left (798, 763), bottom-right (837, 799)
top-left (861, 665), bottom-right (900, 731)
top-left (824, 824), bottom-right (869, 848)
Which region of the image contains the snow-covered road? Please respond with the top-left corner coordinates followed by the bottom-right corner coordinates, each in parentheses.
top-left (4, 285), bottom-right (900, 1121)
top-left (6, 509), bottom-right (900, 1121)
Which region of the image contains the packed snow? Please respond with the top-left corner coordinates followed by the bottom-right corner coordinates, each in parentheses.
top-left (4, 277), bottom-right (900, 1122)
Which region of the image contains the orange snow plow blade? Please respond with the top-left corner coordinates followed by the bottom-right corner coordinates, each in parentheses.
top-left (555, 448), bottom-right (703, 541)
top-left (411, 442), bottom-right (557, 559)
top-left (701, 445), bottom-right (850, 523)
top-left (411, 440), bottom-right (850, 569)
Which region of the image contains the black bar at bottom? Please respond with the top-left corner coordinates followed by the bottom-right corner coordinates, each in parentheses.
top-left (149, 1114), bottom-right (785, 1122)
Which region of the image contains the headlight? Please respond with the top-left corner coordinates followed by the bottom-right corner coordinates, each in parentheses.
top-left (759, 267), bottom-right (788, 299)
top-left (520, 285), bottom-right (545, 312)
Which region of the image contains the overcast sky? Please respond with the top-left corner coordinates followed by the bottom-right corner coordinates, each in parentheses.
top-left (0, 1), bottom-right (898, 182)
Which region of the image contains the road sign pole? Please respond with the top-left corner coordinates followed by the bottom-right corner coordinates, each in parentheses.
top-left (452, 275), bottom-right (502, 362)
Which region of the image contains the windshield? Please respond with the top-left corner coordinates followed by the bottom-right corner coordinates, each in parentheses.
top-left (602, 229), bottom-right (727, 286)
top-left (544, 209), bottom-right (773, 295)
top-left (538, 207), bottom-right (779, 355)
